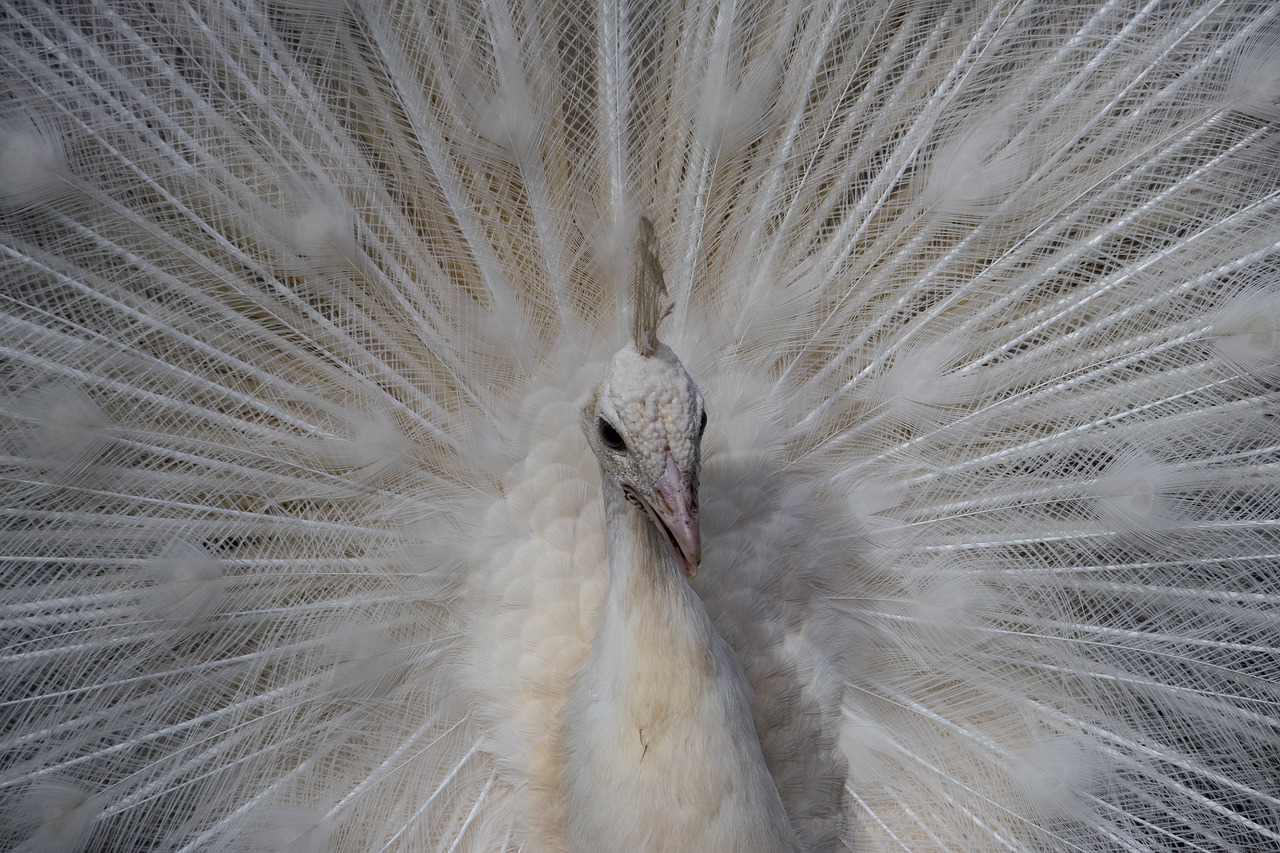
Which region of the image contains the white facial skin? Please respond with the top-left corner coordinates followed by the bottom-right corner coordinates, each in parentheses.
top-left (584, 343), bottom-right (707, 576)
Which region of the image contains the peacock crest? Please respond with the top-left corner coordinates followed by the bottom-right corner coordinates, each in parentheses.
top-left (631, 216), bottom-right (673, 357)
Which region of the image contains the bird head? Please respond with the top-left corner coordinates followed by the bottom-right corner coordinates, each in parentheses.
top-left (584, 343), bottom-right (707, 578)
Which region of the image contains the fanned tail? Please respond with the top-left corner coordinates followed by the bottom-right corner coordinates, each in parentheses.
top-left (2, 1), bottom-right (1278, 851)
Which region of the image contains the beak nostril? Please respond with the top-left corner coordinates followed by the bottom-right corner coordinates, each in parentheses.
top-left (656, 490), bottom-right (674, 514)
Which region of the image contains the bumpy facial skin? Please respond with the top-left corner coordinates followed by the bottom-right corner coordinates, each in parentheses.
top-left (584, 343), bottom-right (705, 576)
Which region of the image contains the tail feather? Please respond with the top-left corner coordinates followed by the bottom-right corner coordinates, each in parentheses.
top-left (2, 1), bottom-right (1278, 851)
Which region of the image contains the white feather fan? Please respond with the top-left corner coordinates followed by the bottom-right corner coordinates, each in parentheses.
top-left (1, 1), bottom-right (1278, 851)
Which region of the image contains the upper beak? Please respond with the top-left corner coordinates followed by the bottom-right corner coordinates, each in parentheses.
top-left (649, 454), bottom-right (701, 578)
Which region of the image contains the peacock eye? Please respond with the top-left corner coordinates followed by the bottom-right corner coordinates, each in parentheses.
top-left (699, 409), bottom-right (708, 436)
top-left (598, 418), bottom-right (627, 453)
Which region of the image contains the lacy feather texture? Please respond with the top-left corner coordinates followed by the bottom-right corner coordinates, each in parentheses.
top-left (1, 1), bottom-right (1278, 851)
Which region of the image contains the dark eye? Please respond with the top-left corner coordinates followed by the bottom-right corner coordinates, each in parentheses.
top-left (699, 409), bottom-right (708, 436)
top-left (598, 418), bottom-right (627, 452)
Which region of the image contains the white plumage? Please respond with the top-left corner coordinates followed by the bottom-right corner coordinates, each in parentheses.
top-left (1, 1), bottom-right (1278, 851)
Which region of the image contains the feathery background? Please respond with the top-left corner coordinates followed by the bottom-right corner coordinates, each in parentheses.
top-left (2, 0), bottom-right (1278, 850)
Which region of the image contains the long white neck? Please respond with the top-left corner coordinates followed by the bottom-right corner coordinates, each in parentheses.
top-left (559, 478), bottom-right (806, 853)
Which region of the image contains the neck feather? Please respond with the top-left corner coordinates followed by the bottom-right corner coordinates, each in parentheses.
top-left (557, 477), bottom-right (806, 852)
top-left (600, 479), bottom-right (698, 623)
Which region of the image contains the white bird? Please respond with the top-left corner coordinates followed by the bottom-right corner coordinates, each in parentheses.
top-left (1, 1), bottom-right (1277, 852)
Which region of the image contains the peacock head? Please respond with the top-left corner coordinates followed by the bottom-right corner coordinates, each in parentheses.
top-left (584, 342), bottom-right (707, 578)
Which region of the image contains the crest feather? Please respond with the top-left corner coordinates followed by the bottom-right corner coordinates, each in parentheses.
top-left (631, 217), bottom-right (672, 356)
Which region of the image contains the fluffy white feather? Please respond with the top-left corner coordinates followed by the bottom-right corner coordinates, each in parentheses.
top-left (1, 1), bottom-right (1278, 851)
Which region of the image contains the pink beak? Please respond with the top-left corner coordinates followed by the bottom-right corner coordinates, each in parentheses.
top-left (650, 454), bottom-right (702, 578)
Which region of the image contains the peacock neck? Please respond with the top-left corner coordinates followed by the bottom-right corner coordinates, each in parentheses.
top-left (558, 478), bottom-right (806, 852)
top-left (598, 480), bottom-right (699, 624)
